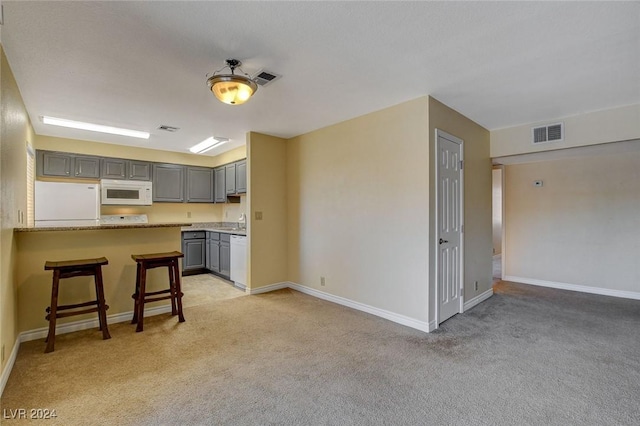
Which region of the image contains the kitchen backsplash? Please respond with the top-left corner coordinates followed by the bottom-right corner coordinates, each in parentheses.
top-left (101, 194), bottom-right (246, 224)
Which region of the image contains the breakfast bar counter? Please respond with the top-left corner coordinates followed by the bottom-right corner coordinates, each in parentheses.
top-left (15, 224), bottom-right (185, 333)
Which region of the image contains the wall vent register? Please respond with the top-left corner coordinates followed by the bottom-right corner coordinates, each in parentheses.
top-left (532, 122), bottom-right (564, 144)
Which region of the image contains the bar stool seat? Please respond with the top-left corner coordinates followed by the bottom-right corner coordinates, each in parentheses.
top-left (130, 251), bottom-right (185, 332)
top-left (44, 257), bottom-right (111, 353)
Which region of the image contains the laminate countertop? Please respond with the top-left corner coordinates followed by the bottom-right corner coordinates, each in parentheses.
top-left (15, 223), bottom-right (192, 232)
top-left (181, 223), bottom-right (247, 236)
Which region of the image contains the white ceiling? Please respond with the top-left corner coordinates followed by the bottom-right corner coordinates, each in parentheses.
top-left (2, 1), bottom-right (639, 156)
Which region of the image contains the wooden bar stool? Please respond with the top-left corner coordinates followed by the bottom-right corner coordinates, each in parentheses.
top-left (130, 251), bottom-right (185, 332)
top-left (44, 257), bottom-right (111, 353)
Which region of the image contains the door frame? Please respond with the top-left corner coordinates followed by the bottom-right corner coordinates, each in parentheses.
top-left (434, 129), bottom-right (465, 329)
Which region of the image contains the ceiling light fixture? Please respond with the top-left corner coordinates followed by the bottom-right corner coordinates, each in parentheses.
top-left (206, 59), bottom-right (258, 105)
top-left (189, 136), bottom-right (230, 154)
top-left (42, 116), bottom-right (150, 139)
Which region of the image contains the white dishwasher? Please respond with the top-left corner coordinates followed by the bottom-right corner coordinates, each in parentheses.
top-left (230, 235), bottom-right (247, 289)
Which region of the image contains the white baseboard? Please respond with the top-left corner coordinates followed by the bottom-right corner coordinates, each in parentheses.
top-left (0, 336), bottom-right (21, 397)
top-left (464, 288), bottom-right (494, 311)
top-left (287, 282), bottom-right (433, 333)
top-left (504, 276), bottom-right (640, 301)
top-left (20, 304), bottom-right (173, 343)
top-left (247, 282), bottom-right (289, 295)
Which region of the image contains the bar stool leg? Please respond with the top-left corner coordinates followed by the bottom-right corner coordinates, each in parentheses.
top-left (131, 262), bottom-right (141, 325)
top-left (173, 259), bottom-right (186, 323)
top-left (168, 262), bottom-right (178, 316)
top-left (135, 264), bottom-right (147, 332)
top-left (94, 265), bottom-right (111, 340)
top-left (45, 270), bottom-right (61, 353)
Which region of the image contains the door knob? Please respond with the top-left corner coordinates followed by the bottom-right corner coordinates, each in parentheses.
top-left (439, 238), bottom-right (449, 244)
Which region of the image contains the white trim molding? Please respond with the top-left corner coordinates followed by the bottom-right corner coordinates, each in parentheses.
top-left (20, 304), bottom-right (172, 343)
top-left (246, 282), bottom-right (289, 295)
top-left (504, 276), bottom-right (640, 301)
top-left (0, 337), bottom-right (21, 397)
top-left (287, 282), bottom-right (434, 333)
top-left (464, 288), bottom-right (494, 311)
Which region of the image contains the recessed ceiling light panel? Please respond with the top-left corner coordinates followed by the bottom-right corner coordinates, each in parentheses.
top-left (189, 136), bottom-right (229, 154)
top-left (42, 116), bottom-right (150, 139)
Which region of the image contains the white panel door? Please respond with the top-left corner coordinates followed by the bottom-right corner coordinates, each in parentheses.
top-left (436, 131), bottom-right (464, 324)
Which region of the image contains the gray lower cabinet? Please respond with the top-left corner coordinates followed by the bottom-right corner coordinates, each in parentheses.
top-left (153, 164), bottom-right (185, 202)
top-left (235, 160), bottom-right (247, 194)
top-left (186, 167), bottom-right (214, 202)
top-left (208, 232), bottom-right (221, 273)
top-left (214, 167), bottom-right (226, 203)
top-left (220, 234), bottom-right (231, 278)
top-left (203, 232), bottom-right (229, 278)
top-left (182, 231), bottom-right (206, 272)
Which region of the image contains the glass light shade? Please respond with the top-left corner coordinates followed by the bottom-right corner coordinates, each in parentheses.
top-left (208, 75), bottom-right (257, 105)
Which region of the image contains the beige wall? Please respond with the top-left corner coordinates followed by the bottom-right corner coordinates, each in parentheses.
top-left (287, 97), bottom-right (431, 322)
top-left (1, 46), bottom-right (34, 377)
top-left (16, 227), bottom-right (181, 332)
top-left (247, 132), bottom-right (288, 289)
top-left (491, 104), bottom-right (640, 158)
top-left (504, 152), bottom-right (640, 294)
top-left (428, 97), bottom-right (492, 319)
top-left (35, 136), bottom-right (247, 224)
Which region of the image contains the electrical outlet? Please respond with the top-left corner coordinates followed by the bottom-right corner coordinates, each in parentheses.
top-left (474, 281), bottom-right (478, 291)
top-left (255, 211), bottom-right (263, 220)
top-left (320, 276), bottom-right (326, 286)
top-left (187, 212), bottom-right (192, 218)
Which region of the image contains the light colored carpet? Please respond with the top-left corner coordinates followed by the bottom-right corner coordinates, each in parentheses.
top-left (2, 280), bottom-right (639, 425)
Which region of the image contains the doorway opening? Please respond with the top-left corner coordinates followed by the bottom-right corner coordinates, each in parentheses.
top-left (492, 166), bottom-right (503, 282)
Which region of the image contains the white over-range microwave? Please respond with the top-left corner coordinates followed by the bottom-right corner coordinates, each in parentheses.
top-left (100, 179), bottom-right (152, 205)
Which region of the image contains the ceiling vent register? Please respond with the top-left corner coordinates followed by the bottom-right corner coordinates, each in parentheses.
top-left (253, 69), bottom-right (281, 87)
top-left (532, 122), bottom-right (564, 144)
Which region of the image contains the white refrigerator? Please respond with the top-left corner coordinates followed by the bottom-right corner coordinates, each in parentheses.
top-left (35, 181), bottom-right (101, 227)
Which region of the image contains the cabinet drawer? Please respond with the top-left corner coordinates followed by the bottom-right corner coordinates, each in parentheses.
top-left (220, 233), bottom-right (231, 243)
top-left (183, 231), bottom-right (205, 240)
top-left (208, 232), bottom-right (220, 241)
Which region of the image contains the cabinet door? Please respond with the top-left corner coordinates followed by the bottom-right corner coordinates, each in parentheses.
top-left (205, 235), bottom-right (211, 270)
top-left (219, 241), bottom-right (231, 277)
top-left (153, 164), bottom-right (185, 202)
top-left (182, 239), bottom-right (206, 270)
top-left (186, 167), bottom-right (214, 203)
top-left (74, 156), bottom-right (101, 178)
top-left (235, 160), bottom-right (247, 194)
top-left (101, 158), bottom-right (127, 179)
top-left (38, 151), bottom-right (72, 177)
top-left (129, 161), bottom-right (152, 181)
top-left (214, 167), bottom-right (226, 203)
top-left (225, 163), bottom-right (236, 195)
top-left (209, 239), bottom-right (221, 273)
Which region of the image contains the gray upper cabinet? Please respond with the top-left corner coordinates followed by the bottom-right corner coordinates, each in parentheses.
top-left (235, 160), bottom-right (247, 194)
top-left (37, 151), bottom-right (73, 177)
top-left (74, 156), bottom-right (101, 178)
top-left (153, 164), bottom-right (185, 202)
top-left (102, 159), bottom-right (151, 180)
top-left (214, 167), bottom-right (226, 203)
top-left (129, 160), bottom-right (151, 181)
top-left (225, 163), bottom-right (236, 195)
top-left (101, 158), bottom-right (127, 179)
top-left (186, 167), bottom-right (214, 203)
